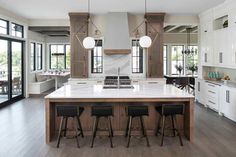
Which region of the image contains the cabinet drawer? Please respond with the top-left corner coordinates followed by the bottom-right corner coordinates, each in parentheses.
top-left (206, 97), bottom-right (219, 111)
top-left (206, 89), bottom-right (218, 99)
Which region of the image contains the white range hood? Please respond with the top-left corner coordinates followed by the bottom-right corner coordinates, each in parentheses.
top-left (103, 12), bottom-right (131, 55)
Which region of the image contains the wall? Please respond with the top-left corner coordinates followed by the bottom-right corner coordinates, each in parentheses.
top-left (27, 30), bottom-right (46, 86)
top-left (88, 13), bottom-right (146, 78)
top-left (164, 33), bottom-right (198, 44)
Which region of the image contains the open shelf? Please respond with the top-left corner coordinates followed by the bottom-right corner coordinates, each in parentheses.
top-left (213, 15), bottom-right (228, 30)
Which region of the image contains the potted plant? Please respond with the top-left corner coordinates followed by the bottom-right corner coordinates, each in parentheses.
top-left (186, 64), bottom-right (198, 75)
top-left (175, 65), bottom-right (183, 75)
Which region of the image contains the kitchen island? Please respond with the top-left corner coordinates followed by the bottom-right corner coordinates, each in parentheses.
top-left (45, 84), bottom-right (194, 144)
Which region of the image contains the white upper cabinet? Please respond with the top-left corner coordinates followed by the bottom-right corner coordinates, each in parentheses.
top-left (199, 0), bottom-right (236, 69)
top-left (213, 29), bottom-right (229, 67)
top-left (228, 0), bottom-right (236, 27)
top-left (199, 10), bottom-right (214, 66)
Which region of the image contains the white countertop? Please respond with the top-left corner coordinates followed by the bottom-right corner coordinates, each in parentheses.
top-left (45, 84), bottom-right (194, 99)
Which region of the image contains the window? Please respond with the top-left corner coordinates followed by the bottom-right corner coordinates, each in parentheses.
top-left (11, 23), bottom-right (24, 38)
top-left (36, 44), bottom-right (42, 70)
top-left (30, 43), bottom-right (36, 71)
top-left (163, 45), bottom-right (167, 75)
top-left (171, 45), bottom-right (184, 75)
top-left (0, 19), bottom-right (9, 35)
top-left (132, 40), bottom-right (143, 73)
top-left (65, 45), bottom-right (71, 69)
top-left (50, 44), bottom-right (70, 70)
top-left (185, 45), bottom-right (198, 74)
top-left (91, 40), bottom-right (103, 73)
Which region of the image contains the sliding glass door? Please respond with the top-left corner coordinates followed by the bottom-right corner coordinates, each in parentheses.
top-left (0, 38), bottom-right (24, 105)
top-left (0, 39), bottom-right (9, 103)
top-left (11, 41), bottom-right (23, 98)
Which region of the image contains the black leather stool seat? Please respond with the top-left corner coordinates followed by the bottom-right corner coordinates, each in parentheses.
top-left (91, 106), bottom-right (113, 117)
top-left (155, 104), bottom-right (184, 116)
top-left (57, 105), bottom-right (84, 117)
top-left (127, 106), bottom-right (149, 117)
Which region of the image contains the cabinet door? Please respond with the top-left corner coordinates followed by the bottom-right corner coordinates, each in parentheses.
top-left (201, 24), bottom-right (213, 66)
top-left (219, 86), bottom-right (229, 115)
top-left (214, 29), bottom-right (229, 67)
top-left (228, 27), bottom-right (236, 67)
top-left (228, 88), bottom-right (236, 121)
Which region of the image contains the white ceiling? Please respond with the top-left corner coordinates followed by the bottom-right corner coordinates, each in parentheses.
top-left (0, 0), bottom-right (225, 19)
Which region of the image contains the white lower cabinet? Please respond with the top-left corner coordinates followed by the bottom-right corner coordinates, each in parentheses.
top-left (219, 86), bottom-right (236, 122)
top-left (195, 78), bottom-right (206, 105)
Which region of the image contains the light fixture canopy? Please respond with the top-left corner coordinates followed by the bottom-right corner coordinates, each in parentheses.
top-left (83, 37), bottom-right (95, 49)
top-left (139, 35), bottom-right (152, 48)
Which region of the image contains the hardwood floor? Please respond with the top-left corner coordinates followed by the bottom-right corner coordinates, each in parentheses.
top-left (0, 95), bottom-right (236, 157)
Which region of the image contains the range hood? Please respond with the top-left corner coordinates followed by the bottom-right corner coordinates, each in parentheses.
top-left (104, 12), bottom-right (131, 55)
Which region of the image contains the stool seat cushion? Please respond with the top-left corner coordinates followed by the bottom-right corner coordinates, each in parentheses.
top-left (127, 106), bottom-right (149, 117)
top-left (56, 105), bottom-right (84, 117)
top-left (155, 104), bottom-right (184, 116)
top-left (91, 106), bottom-right (113, 117)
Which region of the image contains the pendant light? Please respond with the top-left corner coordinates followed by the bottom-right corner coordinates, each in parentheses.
top-left (182, 27), bottom-right (197, 55)
top-left (139, 0), bottom-right (152, 48)
top-left (81, 0), bottom-right (101, 49)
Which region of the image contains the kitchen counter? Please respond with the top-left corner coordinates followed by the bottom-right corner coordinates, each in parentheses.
top-left (45, 84), bottom-right (194, 144)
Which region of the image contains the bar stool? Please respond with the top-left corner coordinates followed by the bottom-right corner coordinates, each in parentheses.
top-left (56, 105), bottom-right (84, 148)
top-left (155, 104), bottom-right (184, 146)
top-left (125, 105), bottom-right (150, 147)
top-left (91, 105), bottom-right (113, 148)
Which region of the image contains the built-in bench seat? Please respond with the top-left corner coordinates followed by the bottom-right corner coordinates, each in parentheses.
top-left (29, 78), bottom-right (55, 94)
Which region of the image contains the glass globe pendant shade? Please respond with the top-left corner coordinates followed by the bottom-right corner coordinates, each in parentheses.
top-left (139, 36), bottom-right (152, 48)
top-left (83, 37), bottom-right (95, 49)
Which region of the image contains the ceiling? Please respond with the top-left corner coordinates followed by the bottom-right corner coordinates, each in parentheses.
top-left (0, 0), bottom-right (225, 19)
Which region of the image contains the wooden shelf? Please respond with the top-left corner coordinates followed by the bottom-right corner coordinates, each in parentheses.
top-left (104, 49), bottom-right (131, 55)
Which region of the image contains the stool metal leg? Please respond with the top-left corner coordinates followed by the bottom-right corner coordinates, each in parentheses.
top-left (91, 117), bottom-right (99, 148)
top-left (140, 116), bottom-right (150, 147)
top-left (107, 117), bottom-right (113, 148)
top-left (73, 117), bottom-right (80, 148)
top-left (171, 115), bottom-right (176, 137)
top-left (63, 117), bottom-right (68, 137)
top-left (56, 117), bottom-right (64, 148)
top-left (155, 115), bottom-right (161, 136)
top-left (174, 116), bottom-right (183, 146)
top-left (161, 116), bottom-right (166, 146)
top-left (140, 116), bottom-right (145, 136)
top-left (125, 117), bottom-right (130, 137)
top-left (76, 116), bottom-right (84, 138)
top-left (126, 116), bottom-right (133, 148)
top-left (109, 117), bottom-right (114, 137)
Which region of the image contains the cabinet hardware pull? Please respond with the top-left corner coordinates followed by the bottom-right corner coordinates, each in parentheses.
top-left (205, 53), bottom-right (207, 62)
top-left (208, 84), bottom-right (215, 87)
top-left (198, 82), bottom-right (200, 92)
top-left (226, 90), bottom-right (230, 103)
top-left (208, 100), bottom-right (216, 105)
top-left (208, 90), bottom-right (215, 94)
top-left (219, 52), bottom-right (223, 63)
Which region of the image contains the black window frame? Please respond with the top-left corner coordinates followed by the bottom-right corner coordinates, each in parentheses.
top-left (132, 39), bottom-right (143, 74)
top-left (163, 45), bottom-right (168, 75)
top-left (49, 44), bottom-right (70, 70)
top-left (0, 18), bottom-right (9, 35)
top-left (91, 40), bottom-right (103, 74)
top-left (36, 43), bottom-right (43, 70)
top-left (30, 42), bottom-right (36, 71)
top-left (11, 22), bottom-right (24, 38)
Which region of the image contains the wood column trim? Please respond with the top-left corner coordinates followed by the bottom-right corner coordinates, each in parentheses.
top-left (145, 13), bottom-right (165, 78)
top-left (69, 12), bottom-right (89, 78)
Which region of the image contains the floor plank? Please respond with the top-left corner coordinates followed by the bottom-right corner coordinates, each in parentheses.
top-left (0, 95), bottom-right (236, 157)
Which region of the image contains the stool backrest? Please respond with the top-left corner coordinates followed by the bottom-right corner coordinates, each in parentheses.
top-left (56, 105), bottom-right (78, 117)
top-left (162, 104), bottom-right (185, 116)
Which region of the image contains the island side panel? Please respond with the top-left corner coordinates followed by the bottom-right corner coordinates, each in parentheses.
top-left (184, 98), bottom-right (194, 141)
top-left (45, 99), bottom-right (56, 144)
